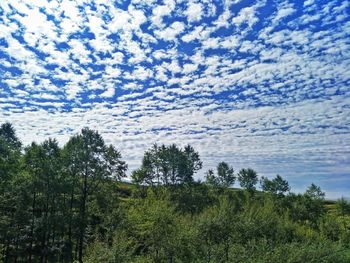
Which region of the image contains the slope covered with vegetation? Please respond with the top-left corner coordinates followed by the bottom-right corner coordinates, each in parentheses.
top-left (0, 122), bottom-right (349, 262)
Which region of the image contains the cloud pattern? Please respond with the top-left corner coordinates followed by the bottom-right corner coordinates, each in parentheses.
top-left (0, 0), bottom-right (349, 198)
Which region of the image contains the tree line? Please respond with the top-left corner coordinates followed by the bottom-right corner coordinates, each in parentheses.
top-left (0, 122), bottom-right (349, 262)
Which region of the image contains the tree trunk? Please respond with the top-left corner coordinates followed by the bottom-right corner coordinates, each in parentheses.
top-left (78, 171), bottom-right (88, 263)
top-left (28, 191), bottom-right (36, 263)
top-left (68, 180), bottom-right (75, 262)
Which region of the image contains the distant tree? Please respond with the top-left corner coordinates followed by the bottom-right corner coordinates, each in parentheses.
top-left (260, 175), bottom-right (290, 196)
top-left (182, 144), bottom-right (203, 183)
top-left (217, 162), bottom-right (235, 188)
top-left (302, 184), bottom-right (325, 227)
top-left (205, 169), bottom-right (218, 186)
top-left (132, 144), bottom-right (202, 186)
top-left (237, 168), bottom-right (258, 192)
top-left (305, 183), bottom-right (325, 200)
top-left (336, 197), bottom-right (350, 217)
top-left (205, 162), bottom-right (235, 188)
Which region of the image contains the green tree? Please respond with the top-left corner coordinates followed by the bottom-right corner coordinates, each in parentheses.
top-left (132, 144), bottom-right (202, 187)
top-left (63, 128), bottom-right (127, 262)
top-left (336, 197), bottom-right (350, 217)
top-left (305, 183), bottom-right (325, 200)
top-left (0, 123), bottom-right (24, 262)
top-left (127, 192), bottom-right (180, 262)
top-left (0, 122), bottom-right (21, 186)
top-left (237, 168), bottom-right (258, 193)
top-left (260, 175), bottom-right (290, 196)
top-left (197, 196), bottom-right (238, 262)
top-left (205, 162), bottom-right (235, 188)
top-left (205, 169), bottom-right (217, 186)
top-left (302, 184), bottom-right (325, 227)
top-left (22, 139), bottom-right (64, 262)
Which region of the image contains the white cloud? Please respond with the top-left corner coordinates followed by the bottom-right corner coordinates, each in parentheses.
top-left (0, 0), bottom-right (349, 198)
top-left (185, 2), bottom-right (203, 22)
top-left (69, 39), bottom-right (91, 64)
top-left (151, 0), bottom-right (175, 28)
top-left (100, 87), bottom-right (115, 98)
top-left (232, 5), bottom-right (259, 28)
top-left (2, 95), bottom-right (349, 198)
top-left (304, 0), bottom-right (315, 7)
top-left (155, 21), bottom-right (185, 41)
top-left (274, 6), bottom-right (295, 22)
top-left (183, 63), bottom-right (198, 74)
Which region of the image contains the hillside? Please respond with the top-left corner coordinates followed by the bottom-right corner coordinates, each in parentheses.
top-left (1, 123), bottom-right (350, 263)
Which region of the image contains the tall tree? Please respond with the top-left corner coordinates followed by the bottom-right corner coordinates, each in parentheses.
top-left (23, 139), bottom-right (63, 262)
top-left (0, 123), bottom-right (23, 263)
top-left (63, 128), bottom-right (127, 262)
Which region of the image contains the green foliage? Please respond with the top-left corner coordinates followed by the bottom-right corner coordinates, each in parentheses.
top-left (132, 143), bottom-right (202, 186)
top-left (261, 174), bottom-right (290, 196)
top-left (336, 197), bottom-right (350, 217)
top-left (205, 162), bottom-right (235, 188)
top-left (0, 122), bottom-right (349, 262)
top-left (238, 168), bottom-right (258, 192)
top-left (306, 183), bottom-right (326, 200)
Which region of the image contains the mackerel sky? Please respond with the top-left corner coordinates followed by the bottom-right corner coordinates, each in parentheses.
top-left (0, 0), bottom-right (349, 198)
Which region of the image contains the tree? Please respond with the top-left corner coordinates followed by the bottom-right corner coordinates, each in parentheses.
top-left (63, 128), bottom-right (127, 262)
top-left (205, 162), bottom-right (235, 188)
top-left (181, 144), bottom-right (203, 183)
top-left (0, 123), bottom-right (23, 262)
top-left (302, 184), bottom-right (326, 227)
top-left (260, 175), bottom-right (290, 196)
top-left (0, 122), bottom-right (21, 184)
top-left (23, 139), bottom-right (63, 262)
top-left (127, 193), bottom-right (180, 262)
top-left (237, 168), bottom-right (258, 192)
top-left (336, 197), bottom-right (350, 217)
top-left (0, 122), bottom-right (21, 149)
top-left (205, 169), bottom-right (217, 186)
top-left (132, 144), bottom-right (202, 187)
top-left (197, 196), bottom-right (238, 262)
top-left (305, 183), bottom-right (325, 200)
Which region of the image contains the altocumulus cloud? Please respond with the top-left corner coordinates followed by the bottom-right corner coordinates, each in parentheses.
top-left (0, 0), bottom-right (349, 198)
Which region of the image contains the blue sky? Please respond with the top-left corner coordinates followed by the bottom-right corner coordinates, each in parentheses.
top-left (0, 0), bottom-right (349, 198)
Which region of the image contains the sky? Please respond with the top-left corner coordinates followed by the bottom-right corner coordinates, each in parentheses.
top-left (0, 0), bottom-right (349, 199)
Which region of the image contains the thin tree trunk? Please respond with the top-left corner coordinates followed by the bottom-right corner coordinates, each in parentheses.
top-left (68, 175), bottom-right (76, 262)
top-left (28, 191), bottom-right (36, 263)
top-left (78, 171), bottom-right (88, 263)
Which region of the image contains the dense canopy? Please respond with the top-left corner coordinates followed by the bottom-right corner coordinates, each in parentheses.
top-left (0, 123), bottom-right (350, 262)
